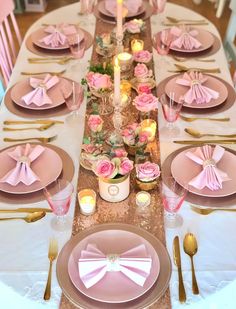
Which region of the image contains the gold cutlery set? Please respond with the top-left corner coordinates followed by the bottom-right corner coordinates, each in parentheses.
top-left (169, 64), bottom-right (221, 74)
top-left (173, 234), bottom-right (199, 303)
top-left (0, 207), bottom-right (52, 223)
top-left (3, 119), bottom-right (63, 143)
top-left (163, 16), bottom-right (209, 27)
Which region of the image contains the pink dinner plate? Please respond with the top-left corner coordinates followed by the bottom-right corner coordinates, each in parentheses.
top-left (171, 145), bottom-right (236, 197)
top-left (68, 229), bottom-right (160, 303)
top-left (165, 73), bottom-right (228, 108)
top-left (0, 144), bottom-right (63, 194)
top-left (30, 26), bottom-right (85, 50)
top-left (10, 76), bottom-right (72, 110)
top-left (98, 0), bottom-right (145, 18)
top-left (170, 28), bottom-right (215, 53)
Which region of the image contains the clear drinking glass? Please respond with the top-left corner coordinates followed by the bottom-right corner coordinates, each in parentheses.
top-left (44, 179), bottom-right (74, 231)
top-left (160, 176), bottom-right (187, 229)
top-left (80, 0), bottom-right (95, 15)
top-left (155, 29), bottom-right (173, 56)
top-left (61, 81), bottom-right (84, 126)
top-left (160, 93), bottom-right (183, 137)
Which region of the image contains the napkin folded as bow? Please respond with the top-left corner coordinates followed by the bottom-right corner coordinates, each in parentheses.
top-left (105, 0), bottom-right (142, 15)
top-left (22, 74), bottom-right (59, 106)
top-left (170, 26), bottom-right (202, 50)
top-left (0, 143), bottom-right (45, 186)
top-left (40, 25), bottom-right (67, 47)
top-left (176, 71), bottom-right (219, 104)
top-left (185, 145), bottom-right (231, 191)
top-left (78, 243), bottom-right (152, 289)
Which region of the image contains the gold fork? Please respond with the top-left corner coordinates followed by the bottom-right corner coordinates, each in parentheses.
top-left (180, 115), bottom-right (230, 122)
top-left (166, 16), bottom-right (206, 23)
top-left (3, 136), bottom-right (57, 143)
top-left (171, 64), bottom-right (221, 73)
top-left (191, 205), bottom-right (236, 215)
top-left (173, 56), bottom-right (215, 63)
top-left (28, 57), bottom-right (72, 65)
top-left (44, 238), bottom-right (58, 300)
top-left (4, 120), bottom-right (64, 125)
top-left (21, 70), bottom-right (66, 76)
top-left (3, 123), bottom-right (54, 132)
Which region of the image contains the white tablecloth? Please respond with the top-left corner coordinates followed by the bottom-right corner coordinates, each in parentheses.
top-left (0, 2), bottom-right (235, 309)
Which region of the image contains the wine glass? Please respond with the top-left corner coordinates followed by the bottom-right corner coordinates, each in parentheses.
top-left (160, 176), bottom-right (187, 229)
top-left (44, 179), bottom-right (74, 231)
top-left (61, 81), bottom-right (84, 126)
top-left (154, 29), bottom-right (173, 71)
top-left (160, 93), bottom-right (183, 137)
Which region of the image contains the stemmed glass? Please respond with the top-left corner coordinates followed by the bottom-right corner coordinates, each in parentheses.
top-left (61, 81), bottom-right (84, 126)
top-left (160, 176), bottom-right (188, 229)
top-left (44, 179), bottom-right (74, 231)
top-left (154, 29), bottom-right (173, 71)
top-left (160, 93), bottom-right (183, 137)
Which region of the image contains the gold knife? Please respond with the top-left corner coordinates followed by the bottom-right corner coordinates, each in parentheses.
top-left (173, 236), bottom-right (186, 303)
top-left (4, 120), bottom-right (64, 125)
top-left (174, 139), bottom-right (236, 145)
top-left (0, 208), bottom-right (52, 213)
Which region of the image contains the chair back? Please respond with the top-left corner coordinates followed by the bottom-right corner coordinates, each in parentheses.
top-left (224, 0), bottom-right (236, 66)
top-left (0, 0), bottom-right (22, 87)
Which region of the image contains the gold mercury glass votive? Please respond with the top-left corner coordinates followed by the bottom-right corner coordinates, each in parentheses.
top-left (140, 119), bottom-right (157, 142)
top-left (131, 39), bottom-right (144, 53)
top-left (136, 177), bottom-right (159, 191)
top-left (120, 80), bottom-right (132, 96)
top-left (136, 191), bottom-right (151, 207)
top-left (78, 189), bottom-right (96, 215)
top-left (117, 52), bottom-right (133, 72)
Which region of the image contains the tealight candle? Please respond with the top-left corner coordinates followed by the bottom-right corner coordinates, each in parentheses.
top-left (120, 80), bottom-right (132, 96)
top-left (117, 52), bottom-right (133, 72)
top-left (136, 191), bottom-right (151, 207)
top-left (78, 189), bottom-right (96, 215)
top-left (131, 39), bottom-right (144, 53)
top-left (141, 119), bottom-right (157, 142)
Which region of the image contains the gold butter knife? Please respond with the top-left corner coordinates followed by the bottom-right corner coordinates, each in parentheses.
top-left (174, 139), bottom-right (236, 145)
top-left (173, 236), bottom-right (186, 303)
top-left (0, 208), bottom-right (52, 213)
top-left (4, 120), bottom-right (64, 125)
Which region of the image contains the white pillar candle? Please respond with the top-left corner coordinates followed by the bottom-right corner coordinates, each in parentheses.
top-left (114, 57), bottom-right (121, 104)
top-left (116, 0), bottom-right (123, 38)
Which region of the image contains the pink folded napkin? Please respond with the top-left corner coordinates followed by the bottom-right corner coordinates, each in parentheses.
top-left (105, 0), bottom-right (142, 15)
top-left (40, 25), bottom-right (67, 47)
top-left (0, 144), bottom-right (45, 186)
top-left (185, 145), bottom-right (231, 191)
top-left (170, 26), bottom-right (202, 50)
top-left (175, 71), bottom-right (219, 104)
top-left (22, 74), bottom-right (59, 106)
top-left (78, 243), bottom-right (152, 289)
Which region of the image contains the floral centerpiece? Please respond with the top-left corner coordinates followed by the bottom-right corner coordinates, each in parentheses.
top-left (86, 71), bottom-right (113, 97)
top-left (123, 19), bottom-right (145, 34)
top-left (92, 152), bottom-right (134, 202)
top-left (136, 161), bottom-right (161, 191)
top-left (80, 139), bottom-right (108, 170)
top-left (122, 123), bottom-right (149, 155)
top-left (133, 50), bottom-right (152, 64)
top-left (134, 63), bottom-right (153, 82)
top-left (96, 33), bottom-right (115, 57)
top-left (133, 93), bottom-right (159, 117)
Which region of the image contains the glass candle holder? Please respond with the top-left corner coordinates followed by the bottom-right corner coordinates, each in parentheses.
top-left (131, 39), bottom-right (144, 53)
top-left (140, 119), bottom-right (157, 142)
top-left (136, 191), bottom-right (151, 207)
top-left (78, 189), bottom-right (96, 215)
top-left (117, 52), bottom-right (133, 72)
top-left (120, 80), bottom-right (132, 96)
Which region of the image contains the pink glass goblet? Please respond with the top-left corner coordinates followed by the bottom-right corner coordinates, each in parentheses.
top-left (160, 93), bottom-right (183, 137)
top-left (155, 29), bottom-right (173, 56)
top-left (44, 179), bottom-right (74, 231)
top-left (160, 176), bottom-right (188, 229)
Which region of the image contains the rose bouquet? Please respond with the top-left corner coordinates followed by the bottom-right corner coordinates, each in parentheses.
top-left (80, 140), bottom-right (108, 170)
top-left (133, 50), bottom-right (152, 64)
top-left (133, 93), bottom-right (158, 113)
top-left (86, 71), bottom-right (113, 97)
top-left (136, 161), bottom-right (161, 190)
top-left (123, 19), bottom-right (145, 34)
top-left (134, 63), bottom-right (153, 81)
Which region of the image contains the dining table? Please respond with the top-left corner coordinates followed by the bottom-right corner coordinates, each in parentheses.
top-left (0, 1), bottom-right (236, 309)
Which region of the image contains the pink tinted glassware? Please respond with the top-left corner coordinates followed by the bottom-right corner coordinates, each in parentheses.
top-left (44, 179), bottom-right (74, 231)
top-left (80, 0), bottom-right (95, 15)
top-left (61, 81), bottom-right (84, 126)
top-left (160, 176), bottom-right (187, 228)
top-left (155, 29), bottom-right (173, 55)
top-left (151, 0), bottom-right (167, 14)
top-left (160, 93), bottom-right (183, 137)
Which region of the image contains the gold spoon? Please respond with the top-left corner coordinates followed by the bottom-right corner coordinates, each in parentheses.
top-left (0, 211), bottom-right (46, 223)
top-left (185, 127), bottom-right (236, 138)
top-left (3, 123), bottom-right (54, 132)
top-left (180, 115), bottom-right (230, 122)
top-left (21, 70), bottom-right (66, 76)
top-left (173, 56), bottom-right (215, 63)
top-left (183, 233), bottom-right (199, 295)
top-left (166, 16), bottom-right (206, 23)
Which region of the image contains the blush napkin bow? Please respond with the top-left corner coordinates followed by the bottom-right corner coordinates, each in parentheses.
top-left (105, 0), bottom-right (142, 15)
top-left (40, 25), bottom-right (67, 47)
top-left (0, 143), bottom-right (45, 186)
top-left (170, 26), bottom-right (202, 50)
top-left (78, 243), bottom-right (152, 289)
top-left (176, 71), bottom-right (219, 104)
top-left (22, 74), bottom-right (59, 106)
top-left (185, 145), bottom-right (231, 191)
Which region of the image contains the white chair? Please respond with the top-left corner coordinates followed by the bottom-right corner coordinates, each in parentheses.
top-left (224, 0), bottom-right (236, 65)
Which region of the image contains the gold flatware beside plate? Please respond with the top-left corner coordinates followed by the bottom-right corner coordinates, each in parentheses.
top-left (183, 233), bottom-right (199, 295)
top-left (21, 70), bottom-right (66, 76)
top-left (172, 56), bottom-right (215, 63)
top-left (4, 120), bottom-right (64, 125)
top-left (184, 128), bottom-right (236, 138)
top-left (4, 135), bottom-right (57, 143)
top-left (44, 238), bottom-right (58, 300)
top-left (163, 22), bottom-right (209, 27)
top-left (191, 205), bottom-right (236, 215)
top-left (173, 236), bottom-right (186, 303)
top-left (170, 64), bottom-right (221, 74)
top-left (0, 211), bottom-right (46, 223)
top-left (174, 139), bottom-right (236, 145)
top-left (166, 16), bottom-right (207, 23)
top-left (3, 123), bottom-right (54, 132)
top-left (180, 115), bottom-right (230, 122)
top-left (0, 208), bottom-right (52, 213)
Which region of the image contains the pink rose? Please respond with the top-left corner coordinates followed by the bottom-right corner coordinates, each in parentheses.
top-left (124, 19), bottom-right (144, 34)
top-left (133, 50), bottom-right (152, 63)
top-left (88, 115), bottom-right (104, 133)
top-left (93, 159), bottom-right (117, 178)
top-left (86, 72), bottom-right (112, 91)
top-left (138, 84), bottom-right (151, 94)
top-left (139, 131), bottom-right (149, 143)
top-left (119, 158), bottom-right (134, 175)
top-left (134, 63), bottom-right (152, 79)
top-left (136, 162), bottom-right (160, 182)
top-left (133, 93), bottom-right (158, 112)
top-left (113, 148), bottom-right (128, 158)
top-left (82, 144), bottom-right (102, 155)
